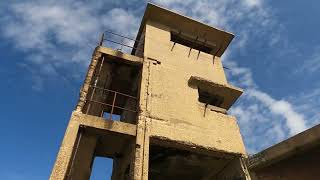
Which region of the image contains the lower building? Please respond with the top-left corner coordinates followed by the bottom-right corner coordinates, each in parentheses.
top-left (248, 124), bottom-right (320, 180)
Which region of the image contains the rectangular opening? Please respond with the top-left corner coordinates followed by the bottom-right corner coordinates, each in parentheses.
top-left (171, 31), bottom-right (215, 54)
top-left (83, 56), bottom-right (141, 124)
top-left (198, 88), bottom-right (224, 108)
top-left (90, 157), bottom-right (113, 180)
top-left (149, 143), bottom-right (233, 180)
top-left (68, 127), bottom-right (135, 180)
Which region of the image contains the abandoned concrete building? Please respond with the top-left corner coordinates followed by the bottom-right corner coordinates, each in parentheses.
top-left (50, 3), bottom-right (252, 180)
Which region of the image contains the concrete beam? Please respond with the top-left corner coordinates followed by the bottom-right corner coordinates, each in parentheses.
top-left (74, 112), bottom-right (137, 137)
top-left (97, 46), bottom-right (143, 65)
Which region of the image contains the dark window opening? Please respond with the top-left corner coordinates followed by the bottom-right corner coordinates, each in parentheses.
top-left (149, 143), bottom-right (233, 180)
top-left (198, 88), bottom-right (224, 108)
top-left (171, 32), bottom-right (215, 54)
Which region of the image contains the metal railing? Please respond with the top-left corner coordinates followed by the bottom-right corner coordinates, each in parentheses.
top-left (99, 30), bottom-right (144, 55)
top-left (85, 85), bottom-right (138, 121)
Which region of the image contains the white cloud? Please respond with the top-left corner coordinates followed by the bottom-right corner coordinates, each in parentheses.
top-left (101, 8), bottom-right (139, 37)
top-left (229, 100), bottom-right (287, 154)
top-left (223, 58), bottom-right (256, 88)
top-left (1, 0), bottom-right (139, 89)
top-left (4, 2), bottom-right (99, 49)
top-left (288, 88), bottom-right (320, 127)
top-left (247, 89), bottom-right (307, 135)
top-left (223, 51), bottom-right (307, 152)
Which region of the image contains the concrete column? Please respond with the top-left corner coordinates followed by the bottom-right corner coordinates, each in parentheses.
top-left (50, 113), bottom-right (80, 180)
top-left (132, 58), bottom-right (152, 180)
top-left (50, 113), bottom-right (98, 180)
top-left (142, 118), bottom-right (150, 180)
top-left (111, 143), bottom-right (134, 180)
top-left (68, 132), bottom-right (97, 180)
top-left (132, 116), bottom-right (150, 180)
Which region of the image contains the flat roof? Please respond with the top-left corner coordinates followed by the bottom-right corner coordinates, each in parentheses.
top-left (248, 124), bottom-right (320, 170)
top-left (133, 3), bottom-right (234, 57)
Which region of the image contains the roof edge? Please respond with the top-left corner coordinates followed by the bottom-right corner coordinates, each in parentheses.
top-left (132, 3), bottom-right (234, 55)
top-left (248, 124), bottom-right (320, 170)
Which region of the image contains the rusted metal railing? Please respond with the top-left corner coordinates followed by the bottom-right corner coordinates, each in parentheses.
top-left (100, 30), bottom-right (144, 55)
top-left (85, 85), bottom-right (138, 121)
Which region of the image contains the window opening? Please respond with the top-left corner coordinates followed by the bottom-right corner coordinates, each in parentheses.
top-left (171, 31), bottom-right (215, 54)
top-left (198, 88), bottom-right (224, 108)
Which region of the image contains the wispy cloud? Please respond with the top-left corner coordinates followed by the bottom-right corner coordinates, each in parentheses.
top-left (247, 89), bottom-right (307, 135)
top-left (296, 46), bottom-right (320, 73)
top-left (243, 0), bottom-right (262, 7)
top-left (288, 88), bottom-right (320, 128)
top-left (225, 56), bottom-right (307, 153)
top-left (1, 0), bottom-right (140, 90)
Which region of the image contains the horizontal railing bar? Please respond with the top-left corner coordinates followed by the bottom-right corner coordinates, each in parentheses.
top-left (105, 30), bottom-right (141, 43)
top-left (103, 39), bottom-right (144, 52)
top-left (89, 85), bottom-right (138, 99)
top-left (86, 99), bottom-right (138, 113)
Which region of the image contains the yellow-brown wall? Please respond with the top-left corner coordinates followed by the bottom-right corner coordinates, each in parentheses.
top-left (141, 20), bottom-right (246, 156)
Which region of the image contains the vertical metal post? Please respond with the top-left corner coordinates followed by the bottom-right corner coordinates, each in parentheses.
top-left (120, 38), bottom-right (124, 51)
top-left (197, 38), bottom-right (207, 60)
top-left (171, 30), bottom-right (181, 51)
top-left (100, 109), bottom-right (104, 118)
top-left (99, 33), bottom-right (104, 46)
top-left (188, 36), bottom-right (198, 57)
top-left (109, 92), bottom-right (117, 120)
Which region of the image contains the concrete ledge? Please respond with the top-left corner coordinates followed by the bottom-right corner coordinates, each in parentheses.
top-left (148, 117), bottom-right (247, 157)
top-left (73, 111), bottom-right (137, 137)
top-left (188, 76), bottom-right (243, 110)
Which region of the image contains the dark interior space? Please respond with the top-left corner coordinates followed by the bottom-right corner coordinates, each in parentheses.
top-left (83, 54), bottom-right (142, 124)
top-left (149, 144), bottom-right (232, 180)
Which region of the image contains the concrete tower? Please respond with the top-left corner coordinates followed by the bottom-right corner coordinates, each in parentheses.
top-left (50, 3), bottom-right (250, 180)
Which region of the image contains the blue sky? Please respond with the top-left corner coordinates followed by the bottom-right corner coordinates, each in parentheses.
top-left (1, 0), bottom-right (320, 179)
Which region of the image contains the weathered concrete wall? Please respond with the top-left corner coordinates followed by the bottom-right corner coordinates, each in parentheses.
top-left (142, 20), bottom-right (246, 156)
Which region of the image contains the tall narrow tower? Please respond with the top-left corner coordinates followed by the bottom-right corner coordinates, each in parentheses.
top-left (50, 3), bottom-right (250, 180)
